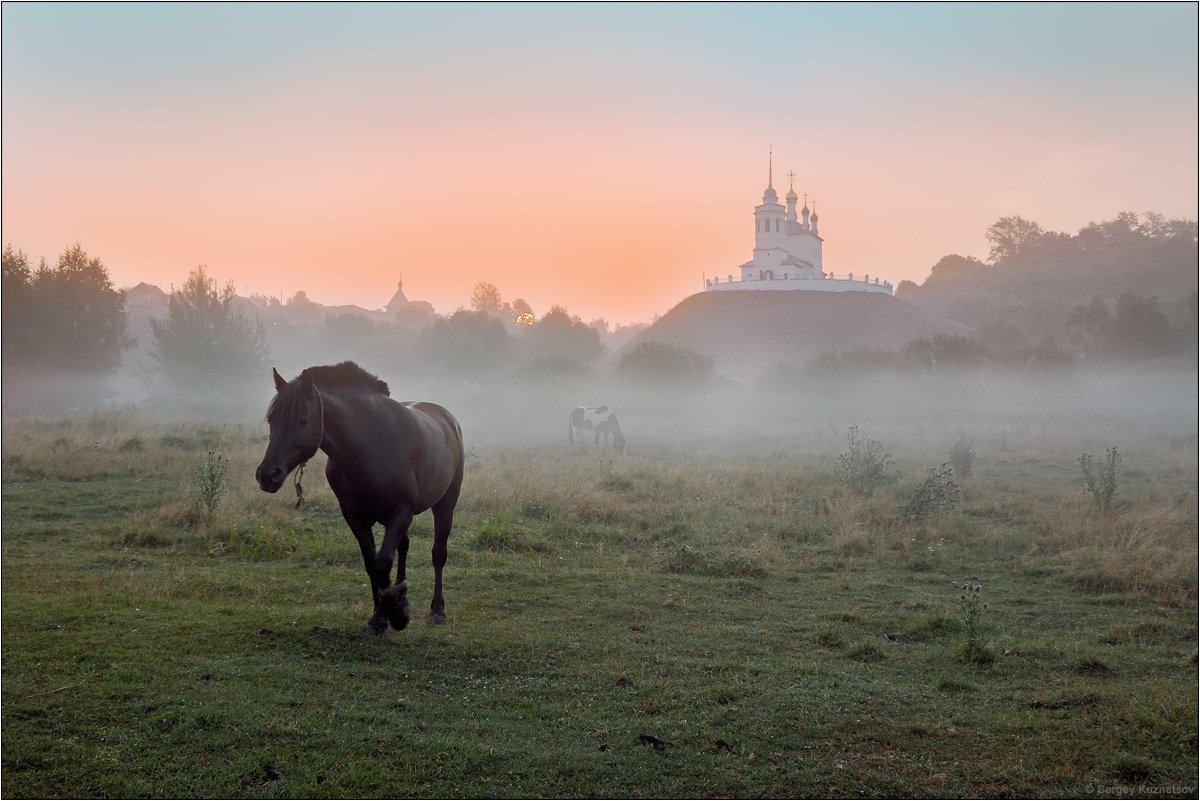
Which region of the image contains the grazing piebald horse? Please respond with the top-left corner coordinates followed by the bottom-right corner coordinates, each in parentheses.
top-left (569, 405), bottom-right (626, 453)
top-left (255, 362), bottom-right (464, 635)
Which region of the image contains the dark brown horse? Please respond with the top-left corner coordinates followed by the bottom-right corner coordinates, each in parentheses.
top-left (255, 362), bottom-right (464, 635)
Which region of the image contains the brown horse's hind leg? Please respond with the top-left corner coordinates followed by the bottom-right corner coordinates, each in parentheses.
top-left (429, 488), bottom-right (459, 625)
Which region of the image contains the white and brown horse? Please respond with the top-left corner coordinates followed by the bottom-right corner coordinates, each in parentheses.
top-left (569, 406), bottom-right (626, 453)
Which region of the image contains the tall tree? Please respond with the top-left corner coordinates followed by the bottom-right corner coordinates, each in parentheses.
top-left (148, 266), bottom-right (270, 407)
top-left (522, 308), bottom-right (605, 363)
top-left (19, 243), bottom-right (132, 373)
top-left (418, 309), bottom-right (512, 372)
top-left (470, 282), bottom-right (504, 316)
top-left (2, 244), bottom-right (33, 365)
top-left (985, 216), bottom-right (1049, 264)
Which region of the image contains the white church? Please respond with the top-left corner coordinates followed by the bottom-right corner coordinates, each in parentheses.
top-left (705, 159), bottom-right (893, 295)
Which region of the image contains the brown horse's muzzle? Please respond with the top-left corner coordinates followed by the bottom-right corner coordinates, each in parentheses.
top-left (256, 463), bottom-right (286, 493)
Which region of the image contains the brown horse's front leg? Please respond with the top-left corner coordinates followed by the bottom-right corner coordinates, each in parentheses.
top-left (347, 521), bottom-right (388, 636)
top-left (377, 510), bottom-right (413, 631)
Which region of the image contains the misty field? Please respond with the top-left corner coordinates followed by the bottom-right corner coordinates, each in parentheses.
top-left (2, 379), bottom-right (1197, 799)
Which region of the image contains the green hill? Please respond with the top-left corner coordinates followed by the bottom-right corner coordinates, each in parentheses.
top-left (627, 291), bottom-right (973, 378)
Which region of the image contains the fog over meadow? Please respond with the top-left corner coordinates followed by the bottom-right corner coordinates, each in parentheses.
top-left (12, 347), bottom-right (1196, 470)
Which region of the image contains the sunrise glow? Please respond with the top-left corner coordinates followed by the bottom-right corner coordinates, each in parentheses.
top-left (3, 3), bottom-right (1196, 324)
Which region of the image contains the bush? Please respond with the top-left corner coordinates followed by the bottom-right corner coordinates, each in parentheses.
top-left (899, 464), bottom-right (960, 520)
top-left (617, 341), bottom-right (714, 387)
top-left (836, 426), bottom-right (896, 496)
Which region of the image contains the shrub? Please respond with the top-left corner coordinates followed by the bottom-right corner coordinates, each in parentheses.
top-left (836, 426), bottom-right (897, 496)
top-left (617, 341), bottom-right (715, 387)
top-left (899, 464), bottom-right (960, 520)
top-left (1079, 447), bottom-right (1121, 513)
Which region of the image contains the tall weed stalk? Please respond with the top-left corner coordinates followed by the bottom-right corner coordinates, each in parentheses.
top-left (1079, 447), bottom-right (1120, 513)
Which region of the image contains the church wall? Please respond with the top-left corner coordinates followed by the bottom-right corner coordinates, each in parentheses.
top-left (707, 276), bottom-right (892, 294)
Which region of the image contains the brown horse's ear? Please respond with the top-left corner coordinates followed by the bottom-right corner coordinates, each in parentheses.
top-left (273, 367), bottom-right (287, 392)
top-left (300, 369), bottom-right (314, 394)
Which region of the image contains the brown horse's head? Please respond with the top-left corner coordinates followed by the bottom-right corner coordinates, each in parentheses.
top-left (256, 367), bottom-right (323, 493)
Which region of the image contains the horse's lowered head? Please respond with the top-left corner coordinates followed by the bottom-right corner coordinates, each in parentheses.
top-left (256, 367), bottom-right (324, 493)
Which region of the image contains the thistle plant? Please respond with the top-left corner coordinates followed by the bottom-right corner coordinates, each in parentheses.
top-left (195, 451), bottom-right (229, 520)
top-left (955, 581), bottom-right (993, 665)
top-left (899, 464), bottom-right (959, 520)
top-left (837, 426), bottom-right (897, 496)
top-left (1079, 447), bottom-right (1120, 513)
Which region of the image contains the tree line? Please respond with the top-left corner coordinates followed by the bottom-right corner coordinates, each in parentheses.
top-left (3, 246), bottom-right (269, 412)
top-left (0, 247), bottom-right (659, 412)
top-left (4, 212), bottom-right (1195, 412)
top-left (896, 212), bottom-right (1197, 356)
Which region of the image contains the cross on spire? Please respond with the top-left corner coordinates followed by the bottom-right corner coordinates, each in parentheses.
top-left (787, 170), bottom-right (797, 191)
top-left (768, 145), bottom-right (774, 188)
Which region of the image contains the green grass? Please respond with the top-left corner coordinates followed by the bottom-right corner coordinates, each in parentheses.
top-left (2, 416), bottom-right (1197, 798)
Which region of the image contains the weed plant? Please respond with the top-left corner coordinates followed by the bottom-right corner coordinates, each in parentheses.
top-left (836, 425), bottom-right (897, 496)
top-left (1079, 447), bottom-right (1121, 512)
top-left (955, 581), bottom-right (994, 665)
top-left (949, 432), bottom-right (975, 478)
top-left (194, 450), bottom-right (229, 520)
top-left (899, 464), bottom-right (960, 520)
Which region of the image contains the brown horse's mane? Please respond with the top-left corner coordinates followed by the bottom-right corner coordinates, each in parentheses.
top-left (303, 362), bottom-right (390, 396)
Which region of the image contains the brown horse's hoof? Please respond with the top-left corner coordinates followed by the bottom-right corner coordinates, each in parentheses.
top-left (365, 618), bottom-right (388, 636)
top-left (387, 605), bottom-right (410, 631)
top-left (379, 581), bottom-right (410, 630)
top-left (427, 611), bottom-right (447, 625)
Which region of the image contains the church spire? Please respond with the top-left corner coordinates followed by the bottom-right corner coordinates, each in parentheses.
top-left (762, 146), bottom-right (778, 205)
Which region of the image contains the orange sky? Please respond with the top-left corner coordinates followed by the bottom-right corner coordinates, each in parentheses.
top-left (3, 4), bottom-right (1197, 324)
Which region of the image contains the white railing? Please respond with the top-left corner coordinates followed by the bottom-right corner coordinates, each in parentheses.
top-left (704, 272), bottom-right (893, 295)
